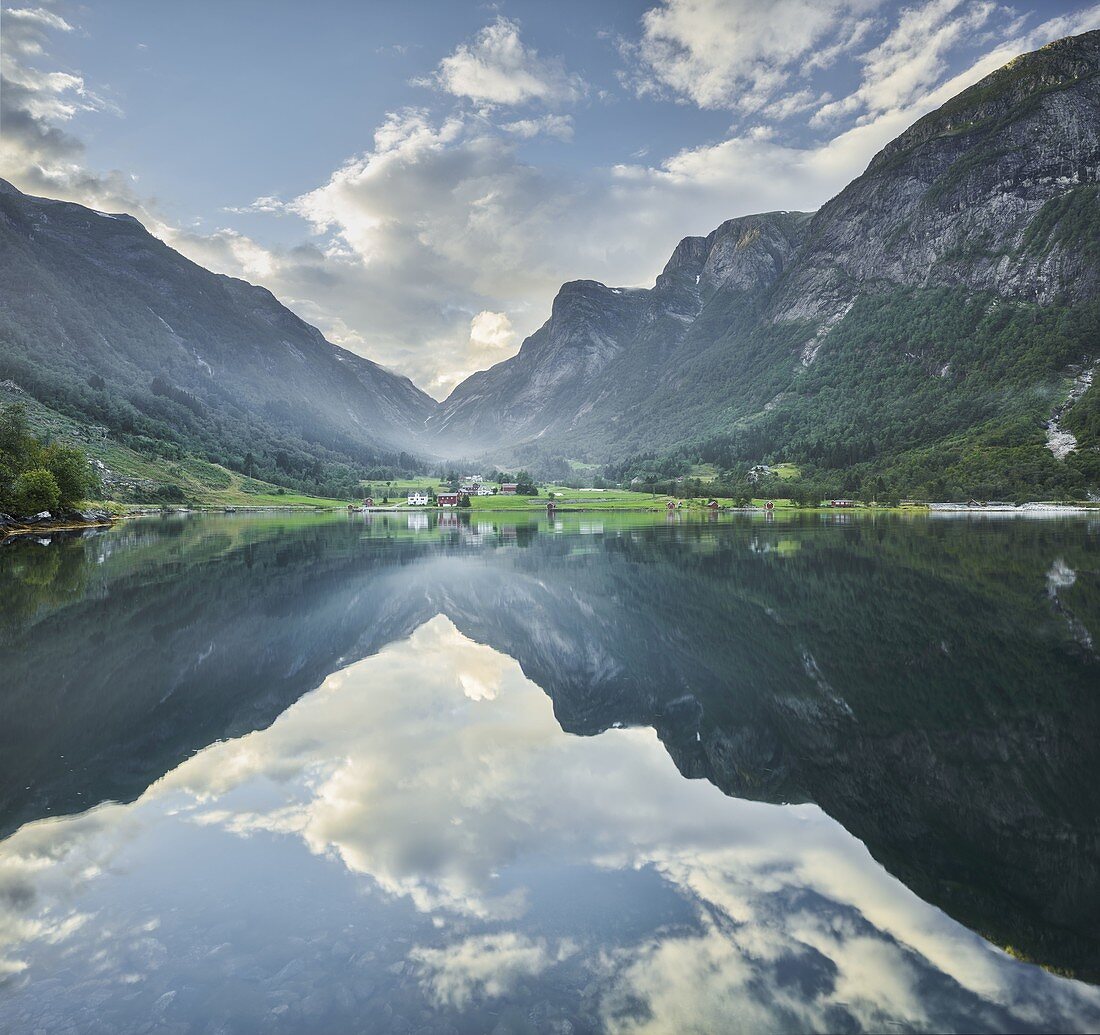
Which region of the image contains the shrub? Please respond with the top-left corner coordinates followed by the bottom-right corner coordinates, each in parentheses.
top-left (12, 468), bottom-right (61, 514)
top-left (42, 443), bottom-right (98, 506)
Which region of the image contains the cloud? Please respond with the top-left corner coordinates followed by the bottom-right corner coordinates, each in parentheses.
top-left (501, 113), bottom-right (575, 140)
top-left (468, 310), bottom-right (516, 355)
top-left (812, 0), bottom-right (998, 125)
top-left (0, 0), bottom-right (135, 210)
top-left (259, 107), bottom-right (590, 396)
top-left (813, 2), bottom-right (1100, 127)
top-left (623, 0), bottom-right (884, 113)
top-left (422, 16), bottom-right (586, 107)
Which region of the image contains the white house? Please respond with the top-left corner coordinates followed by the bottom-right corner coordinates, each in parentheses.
top-left (407, 490), bottom-right (430, 506)
top-left (476, 484), bottom-right (496, 496)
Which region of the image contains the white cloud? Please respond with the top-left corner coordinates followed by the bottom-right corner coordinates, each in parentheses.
top-left (624, 0), bottom-right (884, 112)
top-left (468, 310), bottom-right (515, 353)
top-left (812, 0), bottom-right (997, 125)
top-left (813, 2), bottom-right (1100, 127)
top-left (423, 16), bottom-right (586, 107)
top-left (0, 1), bottom-right (145, 218)
top-left (501, 113), bottom-right (575, 140)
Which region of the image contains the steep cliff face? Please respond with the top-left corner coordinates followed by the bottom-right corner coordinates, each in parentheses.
top-left (0, 179), bottom-right (435, 462)
top-left (772, 31), bottom-right (1100, 328)
top-left (430, 211), bottom-right (810, 457)
top-left (432, 31), bottom-right (1100, 480)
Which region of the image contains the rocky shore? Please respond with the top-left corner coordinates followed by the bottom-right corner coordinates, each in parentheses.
top-left (0, 508), bottom-right (114, 542)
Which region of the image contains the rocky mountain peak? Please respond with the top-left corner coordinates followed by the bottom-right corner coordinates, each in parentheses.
top-left (771, 30), bottom-right (1100, 326)
top-left (869, 29), bottom-right (1100, 177)
top-left (654, 212), bottom-right (811, 301)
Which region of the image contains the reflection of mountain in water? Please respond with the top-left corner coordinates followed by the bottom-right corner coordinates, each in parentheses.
top-left (2, 514), bottom-right (1098, 979)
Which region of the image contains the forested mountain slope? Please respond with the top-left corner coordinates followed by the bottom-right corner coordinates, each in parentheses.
top-left (0, 179), bottom-right (435, 492)
top-left (432, 31), bottom-right (1100, 499)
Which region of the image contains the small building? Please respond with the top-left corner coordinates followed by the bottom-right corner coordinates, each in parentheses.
top-left (407, 490), bottom-right (430, 506)
top-left (477, 484), bottom-right (496, 496)
top-left (500, 483), bottom-right (518, 496)
top-left (829, 499), bottom-right (854, 508)
top-left (707, 499), bottom-right (720, 510)
top-left (437, 491), bottom-right (460, 507)
top-left (362, 497), bottom-right (374, 507)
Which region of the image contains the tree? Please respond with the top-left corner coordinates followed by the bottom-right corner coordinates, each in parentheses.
top-left (42, 443), bottom-right (97, 507)
top-left (11, 469), bottom-right (61, 514)
top-left (0, 403), bottom-right (29, 455)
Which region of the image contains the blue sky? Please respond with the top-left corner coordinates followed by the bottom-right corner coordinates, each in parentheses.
top-left (3, 0), bottom-right (1099, 395)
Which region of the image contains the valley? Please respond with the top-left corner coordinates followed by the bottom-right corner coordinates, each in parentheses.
top-left (3, 33), bottom-right (1100, 510)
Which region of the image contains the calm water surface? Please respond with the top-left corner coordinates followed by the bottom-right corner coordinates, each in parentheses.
top-left (0, 511), bottom-right (1098, 1034)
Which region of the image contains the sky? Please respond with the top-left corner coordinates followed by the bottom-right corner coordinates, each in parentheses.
top-left (2, 0), bottom-right (1099, 398)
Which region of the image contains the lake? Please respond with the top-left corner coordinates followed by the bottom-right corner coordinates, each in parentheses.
top-left (1, 511), bottom-right (1098, 1033)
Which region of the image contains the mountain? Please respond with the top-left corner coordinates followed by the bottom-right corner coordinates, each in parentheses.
top-left (429, 211), bottom-right (811, 454)
top-left (0, 179), bottom-right (435, 492)
top-left (432, 31), bottom-right (1100, 499)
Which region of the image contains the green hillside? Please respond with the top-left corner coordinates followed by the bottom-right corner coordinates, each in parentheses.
top-left (1, 384), bottom-right (349, 509)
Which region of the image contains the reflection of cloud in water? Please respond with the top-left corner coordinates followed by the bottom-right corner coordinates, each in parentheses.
top-left (411, 932), bottom-right (577, 1008)
top-left (1, 617), bottom-right (1098, 1031)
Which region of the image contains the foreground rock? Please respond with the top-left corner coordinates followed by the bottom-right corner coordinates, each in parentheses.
top-left (0, 508), bottom-right (113, 540)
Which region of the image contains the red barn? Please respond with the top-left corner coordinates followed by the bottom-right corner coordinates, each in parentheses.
top-left (500, 483), bottom-right (518, 495)
top-left (437, 492), bottom-right (460, 507)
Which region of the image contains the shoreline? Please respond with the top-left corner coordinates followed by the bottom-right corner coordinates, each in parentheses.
top-left (1, 512), bottom-right (115, 543)
top-left (3, 499), bottom-right (1094, 544)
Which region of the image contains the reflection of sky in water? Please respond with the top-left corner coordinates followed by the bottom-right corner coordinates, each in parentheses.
top-left (1, 617), bottom-right (1098, 1034)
